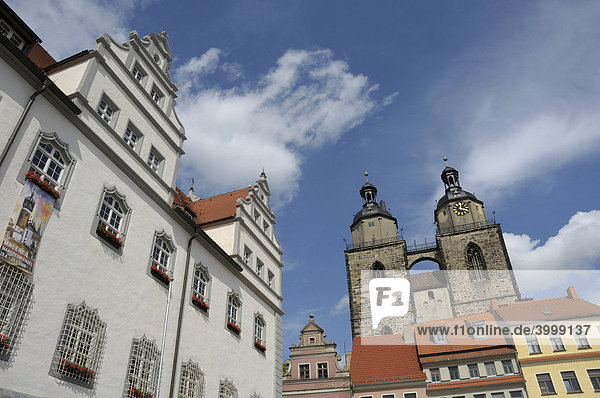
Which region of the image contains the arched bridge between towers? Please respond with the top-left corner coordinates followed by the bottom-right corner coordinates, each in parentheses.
top-left (406, 241), bottom-right (444, 270)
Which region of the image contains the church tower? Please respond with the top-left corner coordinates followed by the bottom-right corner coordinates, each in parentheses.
top-left (344, 163), bottom-right (521, 338)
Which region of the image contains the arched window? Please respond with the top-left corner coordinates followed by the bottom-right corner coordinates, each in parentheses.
top-left (466, 243), bottom-right (487, 280)
top-left (191, 264), bottom-right (210, 311)
top-left (0, 263), bottom-right (33, 358)
top-left (149, 231), bottom-right (175, 285)
top-left (51, 302), bottom-right (106, 388)
top-left (95, 187), bottom-right (131, 249)
top-left (371, 261), bottom-right (385, 278)
top-left (226, 292), bottom-right (242, 334)
top-left (218, 378), bottom-right (238, 398)
top-left (124, 335), bottom-right (160, 397)
top-left (380, 325), bottom-right (393, 335)
top-left (254, 313), bottom-right (266, 351)
top-left (178, 360), bottom-right (205, 398)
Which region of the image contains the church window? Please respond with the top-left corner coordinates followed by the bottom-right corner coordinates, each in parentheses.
top-left (50, 302), bottom-right (106, 388)
top-left (218, 378), bottom-right (238, 398)
top-left (178, 360), bottom-right (204, 398)
top-left (149, 231), bottom-right (175, 285)
top-left (466, 243), bottom-right (487, 280)
top-left (192, 264), bottom-right (210, 310)
top-left (0, 263), bottom-right (33, 358)
top-left (95, 188), bottom-right (130, 249)
top-left (317, 362), bottom-right (328, 378)
top-left (23, 132), bottom-right (75, 201)
top-left (124, 336), bottom-right (160, 398)
top-left (299, 364), bottom-right (310, 379)
top-left (371, 261), bottom-right (385, 278)
top-left (226, 292), bottom-right (241, 331)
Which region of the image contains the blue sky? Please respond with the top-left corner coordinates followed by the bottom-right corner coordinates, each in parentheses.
top-left (9, 0), bottom-right (600, 360)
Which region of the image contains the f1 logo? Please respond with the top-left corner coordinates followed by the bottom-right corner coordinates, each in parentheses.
top-left (369, 278), bottom-right (410, 329)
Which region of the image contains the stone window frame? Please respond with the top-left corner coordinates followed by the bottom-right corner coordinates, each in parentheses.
top-left (123, 122), bottom-right (144, 154)
top-left (50, 302), bottom-right (106, 388)
top-left (253, 312), bottom-right (266, 347)
top-left (19, 131), bottom-right (76, 207)
top-left (147, 146), bottom-right (165, 176)
top-left (0, 263), bottom-right (33, 360)
top-left (218, 378), bottom-right (238, 398)
top-left (371, 261), bottom-right (385, 278)
top-left (131, 62), bottom-right (147, 86)
top-left (267, 270), bottom-right (274, 289)
top-left (226, 291), bottom-right (242, 331)
top-left (256, 259), bottom-right (264, 279)
top-left (123, 335), bottom-right (160, 398)
top-left (93, 186), bottom-right (132, 251)
top-left (466, 242), bottom-right (487, 280)
top-left (191, 263), bottom-right (211, 308)
top-left (148, 230), bottom-right (176, 284)
top-left (178, 359), bottom-right (205, 398)
top-left (316, 361), bottom-right (328, 379)
top-left (96, 94), bottom-right (119, 127)
top-left (298, 363), bottom-right (310, 379)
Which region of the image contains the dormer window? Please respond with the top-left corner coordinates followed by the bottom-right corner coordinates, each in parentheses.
top-left (0, 20), bottom-right (24, 50)
top-left (309, 337), bottom-right (315, 344)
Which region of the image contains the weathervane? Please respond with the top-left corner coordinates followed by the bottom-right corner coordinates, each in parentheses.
top-left (364, 171), bottom-right (369, 183)
top-left (443, 156), bottom-right (448, 166)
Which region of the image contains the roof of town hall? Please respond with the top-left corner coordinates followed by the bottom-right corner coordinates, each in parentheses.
top-left (350, 336), bottom-right (425, 385)
top-left (174, 187), bottom-right (250, 225)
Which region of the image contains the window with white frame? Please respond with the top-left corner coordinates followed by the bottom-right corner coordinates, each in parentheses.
top-left (550, 334), bottom-right (565, 351)
top-left (149, 231), bottom-right (175, 283)
top-left (0, 20), bottom-right (24, 49)
top-left (404, 394), bottom-right (417, 398)
top-left (123, 124), bottom-right (143, 152)
top-left (254, 313), bottom-right (265, 348)
top-left (25, 132), bottom-right (75, 195)
top-left (449, 366), bottom-right (460, 380)
top-left (381, 394), bottom-right (395, 398)
top-left (299, 364), bottom-right (310, 379)
top-left (588, 369), bottom-right (600, 392)
top-left (178, 360), bottom-right (204, 398)
top-left (243, 246), bottom-right (252, 266)
top-left (267, 270), bottom-right (274, 288)
top-left (575, 334), bottom-right (591, 349)
top-left (509, 391), bottom-right (523, 398)
top-left (96, 188), bottom-right (130, 248)
top-left (192, 264), bottom-right (210, 310)
top-left (254, 210), bottom-right (260, 223)
top-left (485, 362), bottom-right (497, 376)
top-left (0, 263), bottom-right (33, 358)
top-left (433, 331), bottom-right (448, 345)
top-left (256, 259), bottom-right (264, 278)
top-left (561, 371), bottom-right (582, 393)
top-left (97, 96), bottom-right (117, 125)
top-left (124, 336), bottom-right (160, 398)
top-left (263, 221), bottom-right (269, 235)
top-left (50, 302), bottom-right (106, 388)
top-left (317, 362), bottom-right (328, 378)
top-left (226, 292), bottom-right (241, 329)
top-left (150, 86), bottom-right (163, 104)
top-left (536, 373), bottom-right (556, 395)
top-left (147, 148), bottom-right (164, 175)
top-left (132, 63), bottom-right (146, 84)
top-left (502, 359), bottom-right (514, 374)
top-left (430, 368), bottom-right (440, 382)
top-left (526, 335), bottom-right (541, 354)
top-left (218, 378), bottom-right (238, 398)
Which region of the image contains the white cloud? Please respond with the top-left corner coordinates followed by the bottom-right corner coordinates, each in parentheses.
top-left (504, 210), bottom-right (600, 296)
top-left (428, 1), bottom-right (600, 202)
top-left (174, 48), bottom-right (223, 90)
top-left (176, 48), bottom-right (392, 206)
top-left (5, 0), bottom-right (153, 59)
top-left (331, 295), bottom-right (349, 316)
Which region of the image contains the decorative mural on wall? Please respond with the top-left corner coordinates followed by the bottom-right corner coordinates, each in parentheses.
top-left (0, 179), bottom-right (56, 274)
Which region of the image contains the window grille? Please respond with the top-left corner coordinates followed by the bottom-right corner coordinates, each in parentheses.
top-left (218, 378), bottom-right (238, 398)
top-left (124, 336), bottom-right (160, 398)
top-left (178, 360), bottom-right (204, 398)
top-left (50, 302), bottom-right (106, 388)
top-left (466, 243), bottom-right (487, 280)
top-left (0, 263), bottom-right (33, 358)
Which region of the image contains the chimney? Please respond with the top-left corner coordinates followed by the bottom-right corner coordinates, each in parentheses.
top-left (566, 286), bottom-right (578, 300)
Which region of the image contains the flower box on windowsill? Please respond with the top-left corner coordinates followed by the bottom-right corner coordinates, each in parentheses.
top-left (254, 340), bottom-right (266, 352)
top-left (192, 295), bottom-right (209, 311)
top-left (227, 321), bottom-right (241, 334)
top-left (151, 265), bottom-right (172, 285)
top-left (96, 223), bottom-right (123, 249)
top-left (129, 386), bottom-right (154, 398)
top-left (0, 335), bottom-right (10, 350)
top-left (59, 358), bottom-right (95, 381)
top-left (25, 171), bottom-right (60, 199)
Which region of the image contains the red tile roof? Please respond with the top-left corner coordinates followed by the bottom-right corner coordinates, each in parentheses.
top-left (492, 288), bottom-right (600, 322)
top-left (173, 187), bottom-right (250, 225)
top-left (350, 337), bottom-right (425, 385)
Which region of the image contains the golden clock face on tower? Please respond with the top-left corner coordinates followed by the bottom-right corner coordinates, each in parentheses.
top-left (452, 202), bottom-right (470, 216)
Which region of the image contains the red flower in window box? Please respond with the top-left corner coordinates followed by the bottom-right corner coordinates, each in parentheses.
top-left (59, 358), bottom-right (95, 380)
top-left (25, 171), bottom-right (60, 199)
top-left (129, 386), bottom-right (154, 398)
top-left (254, 339), bottom-right (266, 352)
top-left (0, 335), bottom-right (10, 350)
top-left (151, 265), bottom-right (172, 284)
top-left (96, 222), bottom-right (124, 248)
top-left (192, 295), bottom-right (210, 311)
top-left (227, 321), bottom-right (241, 334)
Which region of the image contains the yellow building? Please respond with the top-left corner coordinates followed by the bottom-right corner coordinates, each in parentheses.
top-left (493, 287), bottom-right (600, 397)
